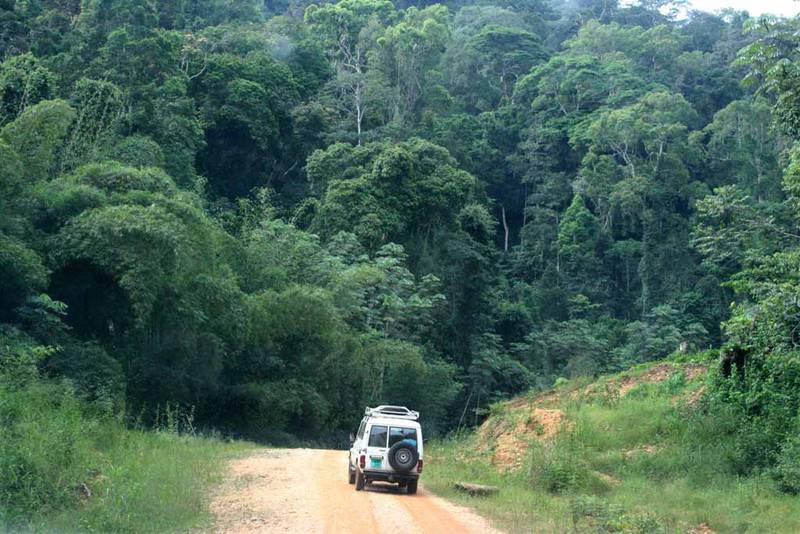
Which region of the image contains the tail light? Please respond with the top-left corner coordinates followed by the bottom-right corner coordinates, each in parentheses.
top-left (359, 454), bottom-right (366, 469)
top-left (417, 459), bottom-right (423, 473)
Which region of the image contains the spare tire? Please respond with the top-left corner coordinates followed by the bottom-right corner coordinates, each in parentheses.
top-left (388, 441), bottom-right (419, 472)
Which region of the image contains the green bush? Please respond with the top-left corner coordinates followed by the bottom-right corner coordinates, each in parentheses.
top-left (537, 452), bottom-right (584, 493)
top-left (529, 441), bottom-right (609, 494)
top-left (773, 434), bottom-right (800, 494)
top-left (608, 511), bottom-right (666, 533)
top-left (708, 351), bottom-right (800, 478)
top-left (44, 341), bottom-right (125, 413)
top-left (569, 495), bottom-right (619, 527)
top-left (569, 496), bottom-right (667, 533)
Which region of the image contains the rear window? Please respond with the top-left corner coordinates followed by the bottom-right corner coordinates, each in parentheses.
top-left (389, 427), bottom-right (418, 447)
top-left (368, 425), bottom-right (388, 447)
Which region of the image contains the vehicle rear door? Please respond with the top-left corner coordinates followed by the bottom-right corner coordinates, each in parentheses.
top-left (388, 426), bottom-right (420, 473)
top-left (365, 423), bottom-right (390, 471)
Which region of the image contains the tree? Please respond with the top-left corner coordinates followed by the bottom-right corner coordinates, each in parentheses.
top-left (60, 78), bottom-right (125, 172)
top-left (0, 99), bottom-right (76, 182)
top-left (444, 21), bottom-right (547, 111)
top-left (310, 138), bottom-right (477, 252)
top-left (373, 5), bottom-right (450, 120)
top-left (0, 54), bottom-right (57, 126)
top-left (557, 193), bottom-right (604, 298)
top-left (0, 0), bottom-right (791, 452)
top-left (306, 0), bottom-right (396, 144)
top-left (736, 16), bottom-right (800, 136)
top-left (695, 98), bottom-right (784, 201)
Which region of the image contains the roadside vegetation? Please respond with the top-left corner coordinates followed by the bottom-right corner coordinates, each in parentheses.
top-left (428, 354), bottom-right (800, 533)
top-left (0, 352), bottom-right (252, 532)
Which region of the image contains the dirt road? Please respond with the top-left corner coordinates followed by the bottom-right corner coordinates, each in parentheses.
top-left (211, 448), bottom-right (502, 534)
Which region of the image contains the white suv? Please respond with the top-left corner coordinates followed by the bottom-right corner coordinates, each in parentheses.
top-left (348, 405), bottom-right (423, 494)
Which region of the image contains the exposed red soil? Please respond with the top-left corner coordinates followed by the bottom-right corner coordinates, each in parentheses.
top-left (479, 408), bottom-right (565, 470)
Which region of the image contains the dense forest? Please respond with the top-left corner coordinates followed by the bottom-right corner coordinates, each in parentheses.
top-left (2, 0), bottom-right (800, 489)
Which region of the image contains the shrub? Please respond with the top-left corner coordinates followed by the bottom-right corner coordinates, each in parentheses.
top-left (569, 496), bottom-right (666, 533)
top-left (570, 495), bottom-right (619, 527)
top-left (43, 341), bottom-right (125, 414)
top-left (773, 434), bottom-right (800, 494)
top-left (707, 351), bottom-right (800, 478)
top-left (608, 511), bottom-right (666, 533)
top-left (538, 452), bottom-right (584, 493)
top-left (529, 441), bottom-right (609, 494)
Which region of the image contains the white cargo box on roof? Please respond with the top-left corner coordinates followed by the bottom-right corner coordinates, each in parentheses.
top-left (365, 405), bottom-right (419, 421)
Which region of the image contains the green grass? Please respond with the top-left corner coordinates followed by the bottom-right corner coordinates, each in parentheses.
top-left (426, 360), bottom-right (800, 533)
top-left (1, 377), bottom-right (254, 533)
top-left (36, 431), bottom-right (253, 533)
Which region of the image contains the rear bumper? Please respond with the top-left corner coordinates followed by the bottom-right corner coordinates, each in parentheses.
top-left (361, 469), bottom-right (419, 483)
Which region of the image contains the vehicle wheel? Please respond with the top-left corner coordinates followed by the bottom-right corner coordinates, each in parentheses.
top-left (387, 441), bottom-right (419, 473)
top-left (407, 479), bottom-right (418, 495)
top-left (355, 471), bottom-right (365, 491)
top-left (348, 464), bottom-right (356, 484)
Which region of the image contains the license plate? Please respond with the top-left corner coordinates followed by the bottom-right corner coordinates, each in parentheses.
top-left (371, 458), bottom-right (382, 468)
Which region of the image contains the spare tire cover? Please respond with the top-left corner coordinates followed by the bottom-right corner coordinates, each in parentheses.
top-left (388, 441), bottom-right (419, 472)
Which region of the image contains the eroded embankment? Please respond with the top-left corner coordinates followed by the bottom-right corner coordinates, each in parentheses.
top-left (476, 362), bottom-right (708, 470)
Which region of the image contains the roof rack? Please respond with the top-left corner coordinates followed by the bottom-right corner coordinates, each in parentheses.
top-left (365, 405), bottom-right (420, 421)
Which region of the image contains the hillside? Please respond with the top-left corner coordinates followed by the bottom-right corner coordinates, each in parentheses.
top-left (427, 355), bottom-right (800, 533)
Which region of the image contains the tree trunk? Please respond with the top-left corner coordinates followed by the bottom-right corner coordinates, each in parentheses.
top-left (501, 205), bottom-right (509, 253)
top-left (355, 83), bottom-right (363, 146)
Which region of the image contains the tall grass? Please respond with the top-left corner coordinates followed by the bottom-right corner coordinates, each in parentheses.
top-left (39, 430), bottom-right (251, 533)
top-left (426, 362), bottom-right (800, 533)
top-left (0, 377), bottom-right (252, 532)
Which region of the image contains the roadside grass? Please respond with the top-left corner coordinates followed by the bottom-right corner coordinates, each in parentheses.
top-left (36, 430), bottom-right (253, 533)
top-left (1, 377), bottom-right (254, 533)
top-left (427, 359), bottom-right (800, 533)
